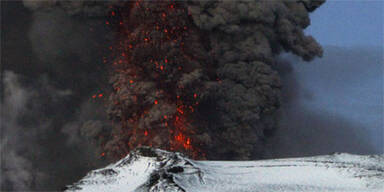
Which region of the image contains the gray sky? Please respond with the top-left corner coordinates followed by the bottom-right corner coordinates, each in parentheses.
top-left (295, 0), bottom-right (383, 153)
top-left (306, 0), bottom-right (383, 47)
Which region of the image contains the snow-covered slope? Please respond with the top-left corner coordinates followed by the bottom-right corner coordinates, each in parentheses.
top-left (66, 147), bottom-right (384, 192)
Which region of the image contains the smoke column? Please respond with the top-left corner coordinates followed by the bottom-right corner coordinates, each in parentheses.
top-left (102, 0), bottom-right (324, 160)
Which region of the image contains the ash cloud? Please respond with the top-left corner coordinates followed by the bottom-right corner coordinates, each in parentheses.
top-left (1, 71), bottom-right (41, 191)
top-left (185, 0), bottom-right (324, 159)
top-left (22, 0), bottom-right (326, 162)
top-left (17, 1), bottom-right (326, 162)
top-left (1, 1), bottom-right (111, 190)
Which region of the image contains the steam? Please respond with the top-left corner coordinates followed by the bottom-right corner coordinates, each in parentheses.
top-left (1, 71), bottom-right (40, 191)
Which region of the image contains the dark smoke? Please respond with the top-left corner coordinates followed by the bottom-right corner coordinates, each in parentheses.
top-left (1, 1), bottom-right (111, 190)
top-left (186, 0), bottom-right (324, 159)
top-left (103, 1), bottom-right (213, 159)
top-left (100, 0), bottom-right (324, 160)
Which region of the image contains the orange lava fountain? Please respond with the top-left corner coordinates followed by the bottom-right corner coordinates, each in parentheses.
top-left (104, 0), bottom-right (207, 159)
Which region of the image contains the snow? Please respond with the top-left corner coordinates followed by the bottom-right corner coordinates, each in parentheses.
top-left (186, 155), bottom-right (383, 192)
top-left (66, 148), bottom-right (384, 192)
top-left (66, 155), bottom-right (158, 192)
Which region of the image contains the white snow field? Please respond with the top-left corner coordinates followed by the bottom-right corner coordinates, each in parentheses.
top-left (66, 147), bottom-right (384, 192)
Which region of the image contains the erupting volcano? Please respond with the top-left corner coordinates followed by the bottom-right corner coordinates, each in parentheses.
top-left (99, 0), bottom-right (325, 160)
top-left (104, 1), bottom-right (211, 159)
top-left (5, 0), bottom-right (384, 191)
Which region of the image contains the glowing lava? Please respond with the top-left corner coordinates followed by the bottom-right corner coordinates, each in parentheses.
top-left (105, 0), bottom-right (207, 159)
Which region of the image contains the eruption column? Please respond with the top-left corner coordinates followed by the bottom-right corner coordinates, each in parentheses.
top-left (106, 0), bottom-right (208, 159)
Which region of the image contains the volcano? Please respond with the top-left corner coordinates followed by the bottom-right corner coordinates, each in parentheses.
top-left (3, 1), bottom-right (382, 191)
top-left (66, 147), bottom-right (384, 192)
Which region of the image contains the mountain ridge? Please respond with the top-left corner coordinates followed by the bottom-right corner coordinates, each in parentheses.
top-left (66, 147), bottom-right (384, 192)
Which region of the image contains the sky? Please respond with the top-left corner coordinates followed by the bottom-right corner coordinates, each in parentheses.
top-left (306, 0), bottom-right (383, 47)
top-left (295, 0), bottom-right (383, 153)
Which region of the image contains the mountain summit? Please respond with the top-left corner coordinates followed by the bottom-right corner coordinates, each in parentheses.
top-left (66, 147), bottom-right (383, 192)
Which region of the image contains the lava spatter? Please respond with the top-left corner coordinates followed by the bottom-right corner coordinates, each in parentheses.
top-left (105, 0), bottom-right (209, 159)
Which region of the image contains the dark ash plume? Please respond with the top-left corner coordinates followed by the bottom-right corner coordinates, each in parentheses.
top-left (186, 0), bottom-right (324, 159)
top-left (104, 0), bottom-right (212, 159)
top-left (1, 1), bottom-right (112, 191)
top-left (2, 0), bottom-right (327, 191)
top-left (103, 0), bottom-right (325, 160)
